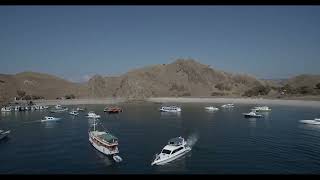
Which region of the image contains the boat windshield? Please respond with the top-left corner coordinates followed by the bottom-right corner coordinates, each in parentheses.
top-left (161, 149), bottom-right (171, 154)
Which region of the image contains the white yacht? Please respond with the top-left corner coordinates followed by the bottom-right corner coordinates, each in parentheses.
top-left (159, 106), bottom-right (182, 112)
top-left (87, 111), bottom-right (101, 119)
top-left (251, 106), bottom-right (271, 112)
top-left (69, 110), bottom-right (79, 116)
top-left (1, 107), bottom-right (12, 112)
top-left (151, 137), bottom-right (191, 166)
top-left (50, 105), bottom-right (68, 113)
top-left (300, 118), bottom-right (320, 125)
top-left (221, 104), bottom-right (234, 108)
top-left (41, 116), bottom-right (61, 122)
top-left (205, 106), bottom-right (219, 111)
top-left (76, 107), bottom-right (85, 111)
top-left (0, 130), bottom-right (10, 140)
top-left (243, 111), bottom-right (263, 118)
top-left (89, 118), bottom-right (122, 162)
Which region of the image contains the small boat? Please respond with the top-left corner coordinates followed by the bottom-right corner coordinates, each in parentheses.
top-left (243, 111), bottom-right (263, 118)
top-left (1, 107), bottom-right (12, 112)
top-left (300, 118), bottom-right (320, 125)
top-left (41, 116), bottom-right (61, 122)
top-left (14, 106), bottom-right (20, 111)
top-left (69, 110), bottom-right (79, 116)
top-left (31, 106), bottom-right (35, 111)
top-left (0, 130), bottom-right (10, 140)
top-left (76, 107), bottom-right (85, 111)
top-left (88, 118), bottom-right (122, 162)
top-left (251, 106), bottom-right (271, 112)
top-left (205, 106), bottom-right (219, 111)
top-left (104, 107), bottom-right (123, 113)
top-left (43, 106), bottom-right (49, 109)
top-left (151, 136), bottom-right (191, 166)
top-left (221, 104), bottom-right (234, 108)
top-left (87, 111), bottom-right (101, 119)
top-left (50, 105), bottom-right (68, 113)
top-left (159, 106), bottom-right (182, 112)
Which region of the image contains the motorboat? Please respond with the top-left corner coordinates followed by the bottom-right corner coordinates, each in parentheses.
top-left (151, 136), bottom-right (191, 166)
top-left (88, 118), bottom-right (122, 162)
top-left (43, 106), bottom-right (49, 109)
top-left (76, 107), bottom-right (85, 111)
top-left (205, 106), bottom-right (219, 111)
top-left (1, 107), bottom-right (12, 112)
top-left (69, 110), bottom-right (79, 116)
top-left (243, 111), bottom-right (263, 118)
top-left (299, 118), bottom-right (320, 125)
top-left (41, 116), bottom-right (61, 122)
top-left (251, 106), bottom-right (271, 112)
top-left (87, 111), bottom-right (101, 119)
top-left (221, 104), bottom-right (234, 108)
top-left (0, 130), bottom-right (10, 140)
top-left (104, 106), bottom-right (123, 113)
top-left (159, 106), bottom-right (182, 112)
top-left (50, 105), bottom-right (68, 113)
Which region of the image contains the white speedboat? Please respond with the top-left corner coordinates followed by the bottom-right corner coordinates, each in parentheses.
top-left (76, 107), bottom-right (85, 111)
top-left (159, 106), bottom-right (182, 112)
top-left (89, 118), bottom-right (122, 162)
top-left (0, 130), bottom-right (10, 140)
top-left (43, 106), bottom-right (49, 109)
top-left (151, 136), bottom-right (191, 166)
top-left (221, 104), bottom-right (234, 108)
top-left (1, 107), bottom-right (12, 112)
top-left (50, 105), bottom-right (68, 113)
top-left (87, 111), bottom-right (101, 119)
top-left (251, 106), bottom-right (271, 112)
top-left (205, 106), bottom-right (219, 111)
top-left (243, 111), bottom-right (263, 118)
top-left (41, 116), bottom-right (61, 122)
top-left (69, 110), bottom-right (79, 116)
top-left (300, 118), bottom-right (320, 125)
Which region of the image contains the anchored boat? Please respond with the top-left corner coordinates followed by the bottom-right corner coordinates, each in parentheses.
top-left (159, 106), bottom-right (182, 112)
top-left (88, 118), bottom-right (122, 162)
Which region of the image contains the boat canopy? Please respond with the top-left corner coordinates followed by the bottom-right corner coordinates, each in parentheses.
top-left (98, 133), bottom-right (118, 143)
top-left (168, 137), bottom-right (184, 146)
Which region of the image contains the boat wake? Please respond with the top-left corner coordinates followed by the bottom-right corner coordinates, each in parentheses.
top-left (186, 133), bottom-right (199, 147)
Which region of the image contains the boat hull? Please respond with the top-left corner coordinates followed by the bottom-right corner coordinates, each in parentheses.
top-left (0, 131), bottom-right (10, 140)
top-left (300, 120), bottom-right (320, 125)
top-left (243, 114), bottom-right (263, 118)
top-left (152, 147), bottom-right (191, 166)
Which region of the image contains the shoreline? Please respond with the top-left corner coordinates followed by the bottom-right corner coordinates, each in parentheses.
top-left (146, 97), bottom-right (320, 107)
top-left (26, 98), bottom-right (127, 106)
top-left (12, 97), bottom-right (320, 108)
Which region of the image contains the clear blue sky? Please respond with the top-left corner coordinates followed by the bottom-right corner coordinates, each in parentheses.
top-left (1, 6), bottom-right (320, 82)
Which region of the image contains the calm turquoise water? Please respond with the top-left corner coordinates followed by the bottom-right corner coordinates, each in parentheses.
top-left (0, 102), bottom-right (320, 174)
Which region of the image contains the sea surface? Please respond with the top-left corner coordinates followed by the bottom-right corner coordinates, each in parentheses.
top-left (1, 102), bottom-right (320, 174)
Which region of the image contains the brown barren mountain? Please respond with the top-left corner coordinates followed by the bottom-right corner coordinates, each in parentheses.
top-left (2, 59), bottom-right (319, 105)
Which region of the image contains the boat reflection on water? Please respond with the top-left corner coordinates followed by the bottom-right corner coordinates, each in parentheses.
top-left (248, 118), bottom-right (257, 128)
top-left (94, 147), bottom-right (115, 167)
top-left (42, 120), bottom-right (61, 129)
top-left (298, 123), bottom-right (320, 132)
top-left (160, 111), bottom-right (181, 118)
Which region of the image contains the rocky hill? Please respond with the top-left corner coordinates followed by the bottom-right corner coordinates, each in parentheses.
top-left (0, 71), bottom-right (88, 104)
top-left (2, 59), bottom-right (318, 105)
top-left (87, 59), bottom-right (264, 99)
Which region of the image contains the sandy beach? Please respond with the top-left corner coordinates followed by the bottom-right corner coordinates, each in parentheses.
top-left (147, 97), bottom-right (320, 107)
top-left (20, 97), bottom-right (320, 108)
